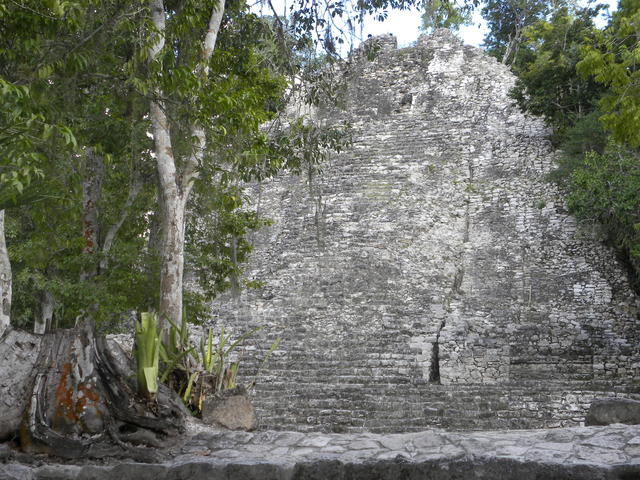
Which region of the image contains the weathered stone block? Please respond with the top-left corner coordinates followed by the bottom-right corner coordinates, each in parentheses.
top-left (201, 386), bottom-right (257, 431)
top-left (585, 398), bottom-right (640, 426)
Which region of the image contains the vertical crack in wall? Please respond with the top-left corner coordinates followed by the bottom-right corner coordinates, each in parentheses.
top-left (431, 153), bottom-right (474, 383)
top-left (428, 318), bottom-right (446, 383)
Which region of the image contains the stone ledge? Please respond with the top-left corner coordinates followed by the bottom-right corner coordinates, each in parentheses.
top-left (1, 424), bottom-right (639, 479)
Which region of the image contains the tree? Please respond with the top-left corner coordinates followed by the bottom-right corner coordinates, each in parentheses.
top-left (481, 0), bottom-right (551, 67)
top-left (577, 0), bottom-right (640, 147)
top-left (421, 0), bottom-right (472, 33)
top-left (510, 3), bottom-right (606, 137)
top-left (143, 0), bottom-right (291, 331)
top-left (0, 0), bottom-right (159, 332)
top-left (0, 0), bottom-right (79, 334)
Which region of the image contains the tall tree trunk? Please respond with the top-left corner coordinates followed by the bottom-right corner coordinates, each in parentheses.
top-left (0, 210), bottom-right (11, 337)
top-left (148, 0), bottom-right (225, 331)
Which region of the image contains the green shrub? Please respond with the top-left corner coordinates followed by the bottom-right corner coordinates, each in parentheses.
top-left (568, 148), bottom-right (640, 288)
top-left (159, 316), bottom-right (280, 414)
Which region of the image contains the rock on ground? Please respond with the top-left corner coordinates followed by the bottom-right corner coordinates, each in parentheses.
top-left (586, 398), bottom-right (640, 426)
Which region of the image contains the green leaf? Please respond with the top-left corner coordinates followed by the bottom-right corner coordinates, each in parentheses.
top-left (143, 366), bottom-right (158, 394)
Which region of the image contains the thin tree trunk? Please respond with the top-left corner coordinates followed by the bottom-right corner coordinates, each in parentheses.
top-left (147, 0), bottom-right (225, 331)
top-left (80, 148), bottom-right (105, 281)
top-left (100, 172), bottom-right (142, 272)
top-left (34, 288), bottom-right (54, 335)
top-left (158, 198), bottom-right (187, 330)
top-left (502, 34), bottom-right (515, 65)
top-left (0, 210), bottom-right (11, 337)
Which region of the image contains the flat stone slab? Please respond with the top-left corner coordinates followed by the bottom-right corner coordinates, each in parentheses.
top-left (1, 423), bottom-right (640, 479)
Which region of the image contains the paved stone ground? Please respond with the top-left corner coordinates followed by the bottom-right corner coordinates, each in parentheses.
top-left (2, 423), bottom-right (639, 479)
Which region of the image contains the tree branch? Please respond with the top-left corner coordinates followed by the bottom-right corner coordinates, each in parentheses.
top-left (100, 171), bottom-right (143, 272)
top-left (201, 1), bottom-right (225, 76)
top-left (148, 0), bottom-right (178, 198)
top-left (181, 1), bottom-right (226, 197)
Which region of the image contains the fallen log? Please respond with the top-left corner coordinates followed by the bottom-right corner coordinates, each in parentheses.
top-left (1, 322), bottom-right (185, 461)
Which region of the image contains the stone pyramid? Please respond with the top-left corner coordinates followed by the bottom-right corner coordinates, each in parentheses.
top-left (211, 29), bottom-right (640, 433)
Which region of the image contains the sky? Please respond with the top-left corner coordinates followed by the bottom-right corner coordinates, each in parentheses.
top-left (252, 1), bottom-right (619, 51)
top-left (360, 0), bottom-right (618, 49)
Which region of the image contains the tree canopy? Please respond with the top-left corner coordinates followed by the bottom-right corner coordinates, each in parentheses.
top-left (481, 0), bottom-right (550, 67)
top-left (506, 0), bottom-right (640, 290)
top-left (0, 0), bottom-right (404, 332)
top-left (2, 0), bottom-right (639, 335)
top-left (421, 0), bottom-right (473, 32)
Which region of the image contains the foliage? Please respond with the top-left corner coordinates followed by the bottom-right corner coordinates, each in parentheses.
top-left (510, 4), bottom-right (605, 136)
top-left (0, 1), bottom-right (295, 331)
top-left (577, 0), bottom-right (640, 147)
top-left (0, 42), bottom-right (77, 210)
top-left (567, 148), bottom-right (640, 288)
top-left (548, 110), bottom-right (607, 183)
top-left (481, 0), bottom-right (551, 68)
top-left (135, 312), bottom-right (161, 400)
top-left (145, 6), bottom-right (290, 181)
top-left (159, 316), bottom-right (280, 413)
top-left (0, 80), bottom-right (64, 209)
top-left (504, 0), bottom-right (640, 288)
top-left (0, 0), bottom-right (162, 330)
top-left (421, 0), bottom-right (473, 33)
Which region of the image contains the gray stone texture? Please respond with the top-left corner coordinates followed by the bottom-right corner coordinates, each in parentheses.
top-left (586, 398), bottom-right (640, 426)
top-left (201, 387), bottom-right (258, 431)
top-left (1, 424), bottom-right (640, 479)
top-left (209, 30), bottom-right (640, 433)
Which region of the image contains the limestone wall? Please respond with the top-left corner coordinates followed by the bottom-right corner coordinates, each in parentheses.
top-left (210, 30), bottom-right (640, 433)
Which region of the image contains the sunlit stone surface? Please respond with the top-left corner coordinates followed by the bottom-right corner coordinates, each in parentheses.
top-left (211, 29), bottom-right (639, 433)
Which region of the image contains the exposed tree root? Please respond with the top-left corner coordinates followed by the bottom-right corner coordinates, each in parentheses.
top-left (6, 322), bottom-right (186, 461)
